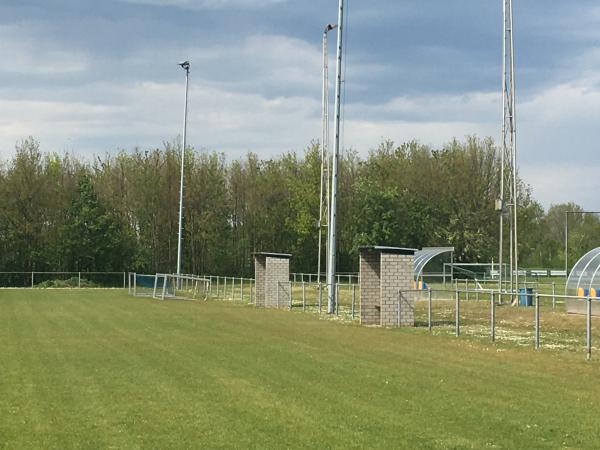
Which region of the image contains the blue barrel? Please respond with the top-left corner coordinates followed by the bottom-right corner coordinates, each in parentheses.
top-left (519, 287), bottom-right (534, 306)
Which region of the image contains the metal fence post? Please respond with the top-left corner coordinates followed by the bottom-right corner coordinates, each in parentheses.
top-left (587, 296), bottom-right (592, 361)
top-left (240, 278), bottom-right (244, 301)
top-left (318, 283), bottom-right (323, 314)
top-left (31, 272), bottom-right (34, 288)
top-left (552, 282), bottom-right (556, 310)
top-left (465, 279), bottom-right (469, 301)
top-left (455, 290), bottom-right (460, 337)
top-left (428, 288), bottom-right (432, 332)
top-left (535, 293), bottom-right (540, 350)
top-left (123, 272), bottom-right (126, 289)
top-left (491, 291), bottom-right (496, 342)
top-left (302, 281), bottom-right (306, 311)
top-left (351, 284), bottom-right (356, 319)
top-left (78, 272), bottom-right (81, 289)
top-left (336, 283), bottom-right (340, 316)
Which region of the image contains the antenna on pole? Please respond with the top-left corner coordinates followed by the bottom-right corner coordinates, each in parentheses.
top-left (317, 23), bottom-right (337, 287)
top-left (497, 0), bottom-right (518, 301)
top-left (326, 0), bottom-right (345, 314)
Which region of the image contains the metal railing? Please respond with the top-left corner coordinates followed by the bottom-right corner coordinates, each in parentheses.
top-left (399, 287), bottom-right (596, 360)
top-left (202, 275), bottom-right (255, 303)
top-left (290, 273), bottom-right (360, 285)
top-left (274, 281), bottom-right (358, 319)
top-left (0, 271), bottom-right (127, 288)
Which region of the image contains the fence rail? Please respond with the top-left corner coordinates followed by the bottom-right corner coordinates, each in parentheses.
top-left (0, 271), bottom-right (127, 288)
top-left (400, 288), bottom-right (596, 360)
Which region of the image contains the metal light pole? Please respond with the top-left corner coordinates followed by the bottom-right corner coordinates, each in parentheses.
top-left (317, 23), bottom-right (337, 286)
top-left (176, 61), bottom-right (190, 282)
top-left (326, 0), bottom-right (345, 314)
top-left (498, 0), bottom-right (518, 299)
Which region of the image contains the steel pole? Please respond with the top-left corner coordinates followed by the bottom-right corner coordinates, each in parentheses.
top-left (317, 30), bottom-right (327, 284)
top-left (176, 63), bottom-right (190, 283)
top-left (508, 0), bottom-right (519, 302)
top-left (326, 0), bottom-right (345, 314)
top-left (565, 212), bottom-right (568, 279)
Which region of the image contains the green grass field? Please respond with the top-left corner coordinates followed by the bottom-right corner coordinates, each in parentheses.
top-left (2, 289), bottom-right (600, 449)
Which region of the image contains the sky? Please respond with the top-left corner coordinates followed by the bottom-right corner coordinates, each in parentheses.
top-left (0, 0), bottom-right (599, 210)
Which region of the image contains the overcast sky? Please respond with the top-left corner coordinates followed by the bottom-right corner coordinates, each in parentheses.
top-left (1, 0), bottom-right (599, 209)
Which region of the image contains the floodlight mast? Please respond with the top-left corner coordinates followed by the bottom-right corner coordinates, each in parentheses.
top-left (326, 0), bottom-right (344, 314)
top-left (176, 61), bottom-right (190, 284)
top-left (317, 23), bottom-right (337, 286)
top-left (498, 0), bottom-right (518, 300)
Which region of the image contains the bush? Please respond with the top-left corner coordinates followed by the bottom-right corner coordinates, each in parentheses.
top-left (35, 277), bottom-right (97, 288)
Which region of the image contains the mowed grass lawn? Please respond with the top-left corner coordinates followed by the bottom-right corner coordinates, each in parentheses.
top-left (1, 291), bottom-right (600, 449)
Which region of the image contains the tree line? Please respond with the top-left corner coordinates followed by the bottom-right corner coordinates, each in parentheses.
top-left (0, 137), bottom-right (598, 277)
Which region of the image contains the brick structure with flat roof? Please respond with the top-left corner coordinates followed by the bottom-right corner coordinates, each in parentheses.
top-left (359, 246), bottom-right (417, 327)
top-left (253, 253), bottom-right (291, 308)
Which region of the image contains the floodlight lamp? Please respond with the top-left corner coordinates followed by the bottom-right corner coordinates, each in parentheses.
top-left (178, 61), bottom-right (190, 71)
top-left (325, 23), bottom-right (337, 33)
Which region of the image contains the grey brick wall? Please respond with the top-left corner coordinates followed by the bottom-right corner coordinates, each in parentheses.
top-left (359, 249), bottom-right (415, 327)
top-left (265, 257), bottom-right (290, 308)
top-left (360, 249), bottom-right (381, 325)
top-left (380, 253), bottom-right (415, 327)
top-left (254, 256), bottom-right (266, 307)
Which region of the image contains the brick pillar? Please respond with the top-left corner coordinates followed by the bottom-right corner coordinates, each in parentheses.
top-left (254, 255), bottom-right (266, 307)
top-left (359, 246), bottom-right (416, 327)
top-left (380, 253), bottom-right (415, 327)
top-left (253, 253), bottom-right (291, 308)
top-left (360, 249), bottom-right (381, 325)
top-left (265, 256), bottom-right (290, 308)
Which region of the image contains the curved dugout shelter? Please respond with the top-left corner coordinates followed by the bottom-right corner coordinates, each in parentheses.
top-left (566, 247), bottom-right (600, 315)
top-left (414, 247), bottom-right (454, 286)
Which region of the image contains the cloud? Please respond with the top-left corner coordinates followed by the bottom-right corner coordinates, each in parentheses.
top-left (0, 79), bottom-right (321, 159)
top-left (521, 163), bottom-right (600, 211)
top-left (517, 76), bottom-right (600, 165)
top-left (118, 0), bottom-right (286, 9)
top-left (0, 25), bottom-right (89, 75)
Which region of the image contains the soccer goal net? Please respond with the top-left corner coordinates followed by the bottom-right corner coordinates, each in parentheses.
top-left (129, 273), bottom-right (210, 301)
